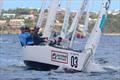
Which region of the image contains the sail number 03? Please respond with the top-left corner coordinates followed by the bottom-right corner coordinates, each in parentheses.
top-left (71, 56), bottom-right (78, 68)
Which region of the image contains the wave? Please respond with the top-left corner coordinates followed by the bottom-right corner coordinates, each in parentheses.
top-left (52, 62), bottom-right (120, 73)
top-left (84, 62), bottom-right (120, 73)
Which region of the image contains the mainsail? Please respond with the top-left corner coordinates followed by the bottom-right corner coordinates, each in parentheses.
top-left (60, 0), bottom-right (72, 39)
top-left (43, 0), bottom-right (60, 39)
top-left (68, 0), bottom-right (89, 48)
top-left (36, 0), bottom-right (47, 28)
top-left (83, 0), bottom-right (111, 67)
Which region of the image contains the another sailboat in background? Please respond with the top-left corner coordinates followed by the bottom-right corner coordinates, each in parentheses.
top-left (23, 0), bottom-right (111, 71)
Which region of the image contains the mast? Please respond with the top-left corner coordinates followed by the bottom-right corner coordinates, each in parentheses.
top-left (43, 0), bottom-right (60, 39)
top-left (60, 0), bottom-right (72, 39)
top-left (69, 0), bottom-right (89, 48)
top-left (36, 0), bottom-right (47, 28)
top-left (85, 0), bottom-right (111, 55)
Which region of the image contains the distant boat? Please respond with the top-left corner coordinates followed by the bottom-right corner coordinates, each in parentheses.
top-left (22, 0), bottom-right (111, 71)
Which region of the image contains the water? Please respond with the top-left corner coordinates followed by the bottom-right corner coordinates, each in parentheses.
top-left (0, 34), bottom-right (120, 80)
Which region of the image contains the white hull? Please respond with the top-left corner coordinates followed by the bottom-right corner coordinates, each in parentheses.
top-left (23, 45), bottom-right (91, 71)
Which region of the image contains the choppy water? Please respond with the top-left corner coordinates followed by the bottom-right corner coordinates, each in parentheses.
top-left (0, 34), bottom-right (120, 80)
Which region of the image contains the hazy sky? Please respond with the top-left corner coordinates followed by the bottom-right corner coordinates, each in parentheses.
top-left (2, 0), bottom-right (120, 11)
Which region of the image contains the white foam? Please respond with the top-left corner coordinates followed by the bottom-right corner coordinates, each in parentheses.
top-left (102, 65), bottom-right (120, 72)
top-left (84, 62), bottom-right (106, 72)
top-left (84, 61), bottom-right (120, 73)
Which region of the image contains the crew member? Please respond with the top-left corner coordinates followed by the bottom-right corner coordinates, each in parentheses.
top-left (19, 26), bottom-right (34, 46)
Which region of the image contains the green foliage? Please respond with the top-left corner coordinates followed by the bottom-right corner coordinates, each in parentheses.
top-left (88, 13), bottom-right (120, 33)
top-left (24, 19), bottom-right (34, 28)
top-left (104, 13), bottom-right (120, 33)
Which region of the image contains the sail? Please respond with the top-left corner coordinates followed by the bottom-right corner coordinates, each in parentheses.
top-left (36, 0), bottom-right (47, 28)
top-left (60, 0), bottom-right (72, 39)
top-left (85, 0), bottom-right (111, 55)
top-left (0, 0), bottom-right (3, 15)
top-left (83, 11), bottom-right (89, 36)
top-left (43, 0), bottom-right (60, 39)
top-left (69, 0), bottom-right (89, 48)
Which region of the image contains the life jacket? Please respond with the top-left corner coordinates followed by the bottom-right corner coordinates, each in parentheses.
top-left (19, 32), bottom-right (34, 46)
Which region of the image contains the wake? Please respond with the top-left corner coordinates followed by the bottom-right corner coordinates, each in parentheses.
top-left (52, 62), bottom-right (120, 73)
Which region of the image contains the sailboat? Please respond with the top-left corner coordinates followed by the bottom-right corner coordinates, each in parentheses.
top-left (23, 0), bottom-right (111, 71)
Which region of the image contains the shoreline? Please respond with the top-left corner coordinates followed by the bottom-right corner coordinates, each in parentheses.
top-left (103, 33), bottom-right (120, 36)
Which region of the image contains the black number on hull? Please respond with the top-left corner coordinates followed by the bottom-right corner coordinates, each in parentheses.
top-left (71, 56), bottom-right (78, 68)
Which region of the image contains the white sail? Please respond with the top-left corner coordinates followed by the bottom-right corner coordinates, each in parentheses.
top-left (69, 0), bottom-right (89, 48)
top-left (36, 0), bottom-right (47, 28)
top-left (83, 11), bottom-right (89, 36)
top-left (60, 0), bottom-right (72, 39)
top-left (43, 0), bottom-right (60, 39)
top-left (85, 0), bottom-right (111, 56)
top-left (0, 0), bottom-right (3, 15)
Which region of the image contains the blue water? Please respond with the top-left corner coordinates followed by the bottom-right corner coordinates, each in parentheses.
top-left (0, 34), bottom-right (120, 80)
